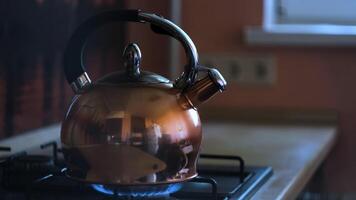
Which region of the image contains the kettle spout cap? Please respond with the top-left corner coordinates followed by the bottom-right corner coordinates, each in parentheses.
top-left (208, 68), bottom-right (227, 91)
top-left (178, 68), bottom-right (227, 110)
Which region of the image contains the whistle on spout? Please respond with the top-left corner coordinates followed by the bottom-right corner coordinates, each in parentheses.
top-left (179, 68), bottom-right (227, 110)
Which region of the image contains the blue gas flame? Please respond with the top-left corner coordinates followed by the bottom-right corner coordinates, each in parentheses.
top-left (91, 183), bottom-right (182, 198)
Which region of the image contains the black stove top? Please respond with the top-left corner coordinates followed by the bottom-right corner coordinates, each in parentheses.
top-left (0, 142), bottom-right (272, 200)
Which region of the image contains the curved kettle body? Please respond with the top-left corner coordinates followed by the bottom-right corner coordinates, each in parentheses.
top-left (61, 10), bottom-right (226, 186)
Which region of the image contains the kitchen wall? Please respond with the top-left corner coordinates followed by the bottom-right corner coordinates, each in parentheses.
top-left (0, 0), bottom-right (127, 138)
top-left (180, 0), bottom-right (356, 193)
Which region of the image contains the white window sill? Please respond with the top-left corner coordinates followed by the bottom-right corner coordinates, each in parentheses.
top-left (245, 24), bottom-right (356, 46)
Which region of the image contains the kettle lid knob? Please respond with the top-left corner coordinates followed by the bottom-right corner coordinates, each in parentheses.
top-left (123, 43), bottom-right (141, 78)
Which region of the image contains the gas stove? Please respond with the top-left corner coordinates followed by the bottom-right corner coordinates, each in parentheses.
top-left (0, 141), bottom-right (272, 200)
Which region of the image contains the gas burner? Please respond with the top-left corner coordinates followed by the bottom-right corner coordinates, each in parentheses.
top-left (91, 183), bottom-right (183, 198)
top-left (89, 176), bottom-right (218, 199)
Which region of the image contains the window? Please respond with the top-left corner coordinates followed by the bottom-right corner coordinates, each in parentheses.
top-left (276, 0), bottom-right (356, 25)
top-left (246, 0), bottom-right (356, 45)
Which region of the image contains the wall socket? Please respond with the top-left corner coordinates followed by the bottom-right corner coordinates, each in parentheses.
top-left (200, 54), bottom-right (277, 86)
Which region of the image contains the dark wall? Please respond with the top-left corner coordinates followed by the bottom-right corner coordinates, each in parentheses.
top-left (0, 0), bottom-right (127, 138)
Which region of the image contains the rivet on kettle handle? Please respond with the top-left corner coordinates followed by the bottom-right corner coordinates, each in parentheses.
top-left (178, 67), bottom-right (227, 110)
top-left (70, 72), bottom-right (92, 93)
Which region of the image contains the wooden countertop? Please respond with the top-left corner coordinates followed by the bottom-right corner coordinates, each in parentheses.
top-left (201, 122), bottom-right (337, 200)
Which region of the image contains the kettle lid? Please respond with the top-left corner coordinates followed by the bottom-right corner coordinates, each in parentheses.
top-left (97, 43), bottom-right (170, 85)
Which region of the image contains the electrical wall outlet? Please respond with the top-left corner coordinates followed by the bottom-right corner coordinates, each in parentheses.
top-left (200, 54), bottom-right (277, 86)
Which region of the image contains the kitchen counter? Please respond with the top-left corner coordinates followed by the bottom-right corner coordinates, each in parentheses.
top-left (201, 122), bottom-right (337, 200)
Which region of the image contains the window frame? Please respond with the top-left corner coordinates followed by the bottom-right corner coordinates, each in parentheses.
top-left (245, 0), bottom-right (356, 46)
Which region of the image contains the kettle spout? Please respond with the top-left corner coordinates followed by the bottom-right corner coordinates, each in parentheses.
top-left (178, 68), bottom-right (226, 109)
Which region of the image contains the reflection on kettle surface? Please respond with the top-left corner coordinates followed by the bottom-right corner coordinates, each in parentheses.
top-left (61, 85), bottom-right (202, 185)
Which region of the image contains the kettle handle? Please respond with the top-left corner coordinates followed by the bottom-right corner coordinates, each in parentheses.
top-left (63, 10), bottom-right (198, 93)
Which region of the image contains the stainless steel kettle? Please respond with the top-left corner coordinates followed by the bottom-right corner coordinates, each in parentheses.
top-left (61, 10), bottom-right (226, 186)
